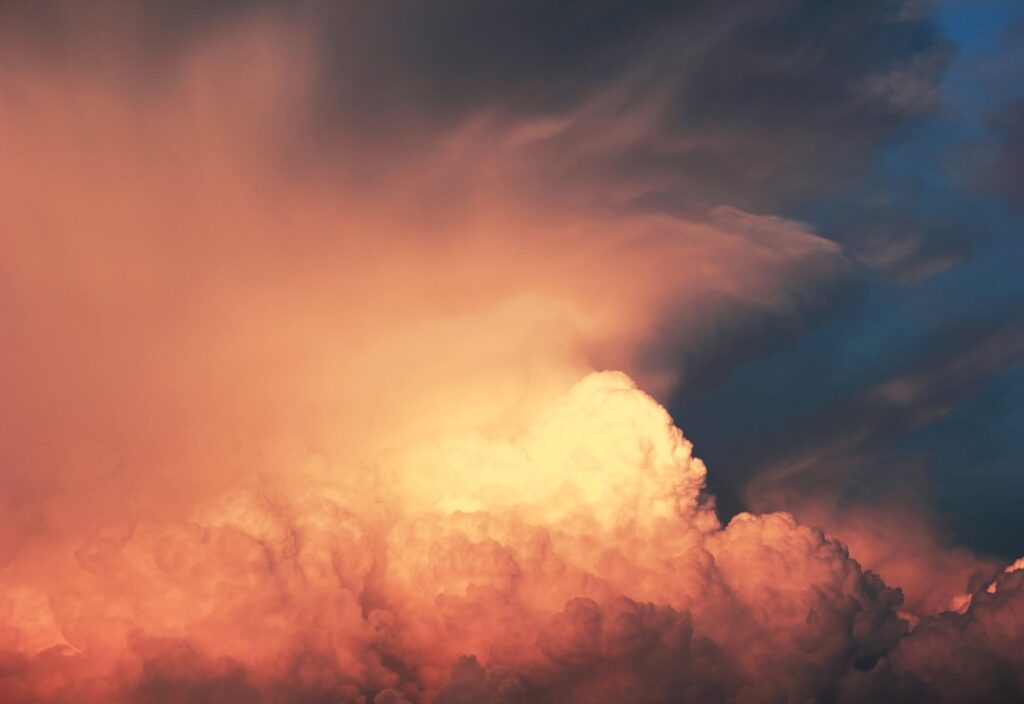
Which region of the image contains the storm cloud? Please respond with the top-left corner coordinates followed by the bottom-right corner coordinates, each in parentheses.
top-left (1, 2), bottom-right (1023, 703)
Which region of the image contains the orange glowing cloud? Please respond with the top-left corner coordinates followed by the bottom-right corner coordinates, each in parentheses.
top-left (0, 15), bottom-right (843, 548)
top-left (2, 11), bottom-right (1023, 704)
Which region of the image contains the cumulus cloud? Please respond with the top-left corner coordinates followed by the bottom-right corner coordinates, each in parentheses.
top-left (4, 368), bottom-right (1020, 703)
top-left (842, 567), bottom-right (1024, 704)
top-left (0, 4), bottom-right (1018, 704)
top-left (0, 372), bottom-right (898, 703)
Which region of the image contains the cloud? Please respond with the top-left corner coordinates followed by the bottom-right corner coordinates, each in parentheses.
top-left (842, 568), bottom-right (1024, 704)
top-left (0, 7), bottom-right (849, 562)
top-left (764, 493), bottom-right (1000, 617)
top-left (4, 368), bottom-right (1020, 703)
top-left (1, 4), bottom-right (1019, 703)
top-left (0, 0), bottom-right (950, 216)
top-left (835, 210), bottom-right (972, 287)
top-left (0, 372), bottom-right (904, 703)
top-left (728, 317), bottom-right (1024, 613)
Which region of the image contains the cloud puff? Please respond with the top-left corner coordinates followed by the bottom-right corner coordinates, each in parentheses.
top-left (0, 373), bottom-right (897, 703)
top-left (5, 369), bottom-right (1020, 703)
top-left (843, 567), bottom-right (1024, 704)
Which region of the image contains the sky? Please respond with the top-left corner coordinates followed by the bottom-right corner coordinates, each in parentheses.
top-left (1, 1), bottom-right (1023, 703)
top-left (674, 0), bottom-right (1024, 557)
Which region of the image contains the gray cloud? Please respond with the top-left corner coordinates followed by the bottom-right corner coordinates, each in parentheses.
top-left (0, 0), bottom-right (951, 216)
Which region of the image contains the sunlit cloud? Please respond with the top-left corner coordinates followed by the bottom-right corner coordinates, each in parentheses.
top-left (1, 5), bottom-right (1022, 704)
